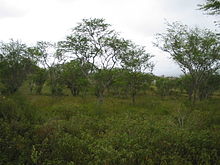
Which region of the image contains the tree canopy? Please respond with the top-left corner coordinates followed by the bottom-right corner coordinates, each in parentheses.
top-left (155, 22), bottom-right (220, 102)
top-left (199, 0), bottom-right (220, 15)
top-left (0, 40), bottom-right (36, 94)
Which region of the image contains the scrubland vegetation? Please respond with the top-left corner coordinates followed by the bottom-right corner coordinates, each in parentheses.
top-left (1, 0), bottom-right (220, 164)
top-left (1, 88), bottom-right (220, 164)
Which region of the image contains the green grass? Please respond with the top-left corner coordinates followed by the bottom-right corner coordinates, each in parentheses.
top-left (1, 90), bottom-right (220, 164)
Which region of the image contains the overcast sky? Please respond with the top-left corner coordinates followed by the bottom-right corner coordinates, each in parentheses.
top-left (0, 0), bottom-right (218, 76)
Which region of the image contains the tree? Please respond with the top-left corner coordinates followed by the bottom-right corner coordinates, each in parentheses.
top-left (59, 18), bottom-right (128, 102)
top-left (33, 41), bottom-right (66, 95)
top-left (108, 68), bottom-right (129, 97)
top-left (60, 59), bottom-right (90, 96)
top-left (198, 73), bottom-right (220, 99)
top-left (178, 74), bottom-right (194, 100)
top-left (199, 0), bottom-right (220, 27)
top-left (199, 0), bottom-right (220, 15)
top-left (155, 77), bottom-right (176, 98)
top-left (119, 41), bottom-right (153, 73)
top-left (28, 67), bottom-right (47, 94)
top-left (126, 72), bottom-right (153, 103)
top-left (155, 22), bottom-right (220, 103)
top-left (0, 40), bottom-right (36, 94)
top-left (119, 41), bottom-right (153, 103)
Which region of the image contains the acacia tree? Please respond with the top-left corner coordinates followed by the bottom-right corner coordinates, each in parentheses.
top-left (199, 0), bottom-right (220, 15)
top-left (33, 41), bottom-right (66, 95)
top-left (59, 18), bottom-right (128, 102)
top-left (60, 59), bottom-right (91, 96)
top-left (119, 41), bottom-right (154, 103)
top-left (0, 40), bottom-right (36, 94)
top-left (155, 22), bottom-right (220, 103)
top-left (199, 0), bottom-right (220, 27)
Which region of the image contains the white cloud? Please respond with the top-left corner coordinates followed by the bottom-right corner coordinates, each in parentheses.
top-left (0, 0), bottom-right (28, 18)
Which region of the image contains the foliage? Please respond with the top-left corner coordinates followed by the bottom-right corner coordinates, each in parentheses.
top-left (198, 73), bottom-right (220, 99)
top-left (199, 0), bottom-right (220, 15)
top-left (119, 41), bottom-right (153, 72)
top-left (60, 59), bottom-right (90, 96)
top-left (92, 69), bottom-right (115, 101)
top-left (32, 41), bottom-right (66, 95)
top-left (59, 18), bottom-right (126, 71)
top-left (0, 94), bottom-right (38, 165)
top-left (178, 74), bottom-right (194, 100)
top-left (118, 40), bottom-right (153, 103)
top-left (155, 22), bottom-right (220, 103)
top-left (59, 18), bottom-right (127, 102)
top-left (155, 77), bottom-right (178, 97)
top-left (58, 18), bottom-right (153, 102)
top-left (199, 0), bottom-right (220, 28)
top-left (1, 94), bottom-right (220, 165)
top-left (124, 71), bottom-right (153, 103)
top-left (47, 64), bottom-right (65, 96)
top-left (0, 40), bottom-right (36, 94)
top-left (28, 67), bottom-right (47, 94)
top-left (1, 17), bottom-right (220, 165)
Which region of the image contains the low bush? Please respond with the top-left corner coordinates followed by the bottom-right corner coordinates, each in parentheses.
top-left (1, 95), bottom-right (220, 164)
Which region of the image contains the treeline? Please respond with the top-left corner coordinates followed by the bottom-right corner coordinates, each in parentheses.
top-left (0, 18), bottom-right (220, 104)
